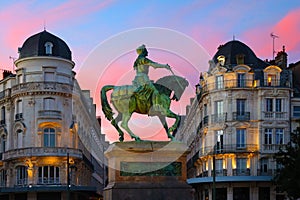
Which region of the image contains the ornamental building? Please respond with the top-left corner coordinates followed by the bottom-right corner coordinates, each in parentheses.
top-left (176, 40), bottom-right (300, 200)
top-left (0, 31), bottom-right (108, 200)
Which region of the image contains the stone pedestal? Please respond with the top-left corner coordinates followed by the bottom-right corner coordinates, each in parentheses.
top-left (104, 141), bottom-right (194, 200)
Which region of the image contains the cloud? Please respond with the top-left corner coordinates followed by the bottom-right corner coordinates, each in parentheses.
top-left (241, 8), bottom-right (300, 62)
top-left (0, 0), bottom-right (115, 69)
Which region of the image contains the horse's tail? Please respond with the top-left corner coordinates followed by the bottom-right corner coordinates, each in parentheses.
top-left (101, 85), bottom-right (114, 121)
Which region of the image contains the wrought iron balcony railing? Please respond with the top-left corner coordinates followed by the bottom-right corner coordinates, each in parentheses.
top-left (233, 168), bottom-right (250, 176)
top-left (263, 112), bottom-right (287, 120)
top-left (15, 113), bottom-right (23, 121)
top-left (211, 113), bottom-right (227, 123)
top-left (199, 144), bottom-right (258, 157)
top-left (232, 112), bottom-right (250, 121)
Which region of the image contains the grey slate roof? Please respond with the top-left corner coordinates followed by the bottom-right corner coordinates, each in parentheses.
top-left (18, 30), bottom-right (72, 60)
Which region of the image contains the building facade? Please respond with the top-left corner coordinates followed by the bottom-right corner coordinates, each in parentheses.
top-left (0, 31), bottom-right (108, 200)
top-left (176, 40), bottom-right (299, 200)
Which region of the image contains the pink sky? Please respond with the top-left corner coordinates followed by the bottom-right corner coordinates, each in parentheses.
top-left (0, 1), bottom-right (299, 142)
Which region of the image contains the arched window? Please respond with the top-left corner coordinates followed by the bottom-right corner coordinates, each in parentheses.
top-left (38, 166), bottom-right (60, 184)
top-left (45, 42), bottom-right (53, 55)
top-left (16, 166), bottom-right (27, 186)
top-left (43, 128), bottom-right (56, 147)
top-left (17, 129), bottom-right (23, 148)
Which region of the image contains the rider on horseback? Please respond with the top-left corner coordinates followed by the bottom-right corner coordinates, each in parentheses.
top-left (133, 44), bottom-right (171, 114)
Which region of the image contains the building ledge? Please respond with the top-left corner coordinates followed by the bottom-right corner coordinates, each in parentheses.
top-left (187, 176), bottom-right (273, 184)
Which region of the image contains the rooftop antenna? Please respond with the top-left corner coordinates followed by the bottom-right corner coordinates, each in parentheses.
top-left (43, 19), bottom-right (46, 31)
top-left (233, 34), bottom-right (236, 41)
top-left (270, 32), bottom-right (279, 60)
top-left (9, 56), bottom-right (16, 71)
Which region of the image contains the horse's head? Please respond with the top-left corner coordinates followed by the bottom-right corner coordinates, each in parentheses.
top-left (156, 75), bottom-right (189, 101)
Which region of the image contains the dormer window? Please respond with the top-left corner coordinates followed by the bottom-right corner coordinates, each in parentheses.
top-left (236, 54), bottom-right (245, 65)
top-left (45, 42), bottom-right (53, 55)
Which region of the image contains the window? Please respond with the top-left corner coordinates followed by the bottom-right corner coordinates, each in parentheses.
top-left (216, 101), bottom-right (223, 115)
top-left (204, 104), bottom-right (207, 116)
top-left (267, 74), bottom-right (276, 86)
top-left (38, 166), bottom-right (60, 184)
top-left (275, 128), bottom-right (284, 144)
top-left (45, 42), bottom-right (53, 55)
top-left (266, 99), bottom-right (273, 112)
top-left (44, 128), bottom-right (55, 147)
top-left (216, 75), bottom-right (224, 89)
top-left (1, 106), bottom-right (5, 125)
top-left (275, 99), bottom-right (282, 112)
top-left (236, 158), bottom-right (247, 170)
top-left (15, 100), bottom-right (22, 120)
top-left (0, 135), bottom-right (6, 153)
top-left (260, 158), bottom-right (268, 174)
top-left (293, 106), bottom-right (300, 117)
top-left (16, 166), bottom-right (27, 186)
top-left (44, 98), bottom-right (55, 110)
top-left (236, 129), bottom-right (246, 148)
top-left (17, 129), bottom-right (23, 149)
top-left (237, 73), bottom-right (245, 87)
top-left (0, 169), bottom-right (6, 187)
top-left (237, 99), bottom-right (246, 115)
top-left (216, 130), bottom-right (223, 152)
top-left (264, 128), bottom-right (273, 145)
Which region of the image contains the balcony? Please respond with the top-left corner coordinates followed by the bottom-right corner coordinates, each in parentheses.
top-left (212, 169), bottom-right (227, 176)
top-left (197, 116), bottom-right (209, 133)
top-left (38, 110), bottom-right (62, 120)
top-left (2, 147), bottom-right (82, 161)
top-left (263, 112), bottom-right (287, 120)
top-left (233, 168), bottom-right (250, 176)
top-left (257, 169), bottom-right (278, 176)
top-left (261, 79), bottom-right (290, 87)
top-left (199, 144), bottom-right (258, 157)
top-left (211, 113), bottom-right (227, 123)
top-left (232, 112), bottom-right (250, 121)
top-left (38, 177), bottom-right (60, 185)
top-left (262, 144), bottom-right (286, 152)
top-left (16, 178), bottom-right (28, 186)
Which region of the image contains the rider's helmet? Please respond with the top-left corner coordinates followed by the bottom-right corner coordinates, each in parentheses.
top-left (136, 44), bottom-right (146, 55)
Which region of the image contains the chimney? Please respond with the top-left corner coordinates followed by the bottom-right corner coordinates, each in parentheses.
top-left (275, 46), bottom-right (288, 68)
top-left (3, 70), bottom-right (12, 79)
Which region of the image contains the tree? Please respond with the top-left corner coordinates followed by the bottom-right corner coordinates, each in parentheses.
top-left (274, 125), bottom-right (300, 199)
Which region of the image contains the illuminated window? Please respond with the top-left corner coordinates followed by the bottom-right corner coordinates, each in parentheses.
top-left (267, 74), bottom-right (276, 86)
top-left (38, 166), bottom-right (60, 184)
top-left (45, 42), bottom-right (53, 55)
top-left (16, 166), bottom-right (27, 186)
top-left (43, 128), bottom-right (56, 147)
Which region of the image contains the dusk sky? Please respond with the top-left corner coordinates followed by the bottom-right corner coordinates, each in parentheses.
top-left (1, 0), bottom-right (300, 142)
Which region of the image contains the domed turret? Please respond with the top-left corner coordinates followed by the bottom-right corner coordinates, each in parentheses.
top-left (211, 40), bottom-right (268, 71)
top-left (18, 30), bottom-right (72, 60)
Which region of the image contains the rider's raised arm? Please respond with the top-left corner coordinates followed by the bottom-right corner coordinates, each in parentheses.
top-left (143, 57), bottom-right (170, 70)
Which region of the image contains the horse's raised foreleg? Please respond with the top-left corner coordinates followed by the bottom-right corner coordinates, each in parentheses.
top-left (158, 115), bottom-right (174, 140)
top-left (165, 110), bottom-right (181, 139)
top-left (120, 113), bottom-right (141, 142)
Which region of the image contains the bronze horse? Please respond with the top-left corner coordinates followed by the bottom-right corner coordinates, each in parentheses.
top-left (101, 75), bottom-right (189, 141)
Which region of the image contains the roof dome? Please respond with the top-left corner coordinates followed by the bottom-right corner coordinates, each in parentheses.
top-left (212, 40), bottom-right (267, 69)
top-left (18, 30), bottom-right (72, 60)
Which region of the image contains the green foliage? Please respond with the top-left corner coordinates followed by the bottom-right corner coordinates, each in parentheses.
top-left (274, 126), bottom-right (300, 199)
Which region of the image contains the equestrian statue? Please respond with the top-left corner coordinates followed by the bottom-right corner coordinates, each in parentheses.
top-left (101, 45), bottom-right (189, 142)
